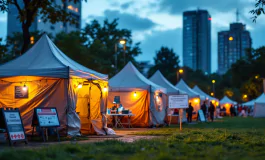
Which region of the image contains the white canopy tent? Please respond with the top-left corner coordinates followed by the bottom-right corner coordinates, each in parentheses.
top-left (242, 99), bottom-right (255, 107)
top-left (192, 85), bottom-right (218, 103)
top-left (219, 96), bottom-right (237, 114)
top-left (108, 62), bottom-right (167, 127)
top-left (253, 93), bottom-right (265, 117)
top-left (175, 79), bottom-right (204, 112)
top-left (149, 70), bottom-right (186, 95)
top-left (0, 34), bottom-right (109, 135)
top-left (149, 70), bottom-right (187, 123)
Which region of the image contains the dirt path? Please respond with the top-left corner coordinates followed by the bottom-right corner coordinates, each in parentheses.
top-left (0, 128), bottom-right (162, 149)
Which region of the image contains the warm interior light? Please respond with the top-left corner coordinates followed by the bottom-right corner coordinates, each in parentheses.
top-left (179, 69), bottom-right (184, 74)
top-left (243, 94), bottom-right (248, 98)
top-left (225, 103), bottom-right (229, 107)
top-left (78, 82), bottom-right (82, 89)
top-left (229, 36), bottom-right (233, 41)
top-left (210, 92), bottom-right (214, 96)
top-left (212, 100), bottom-right (215, 103)
top-left (194, 98), bottom-right (199, 103)
top-left (23, 84), bottom-right (27, 91)
top-left (119, 39), bottom-right (126, 45)
top-left (134, 92), bottom-right (137, 97)
top-left (103, 86), bottom-right (108, 92)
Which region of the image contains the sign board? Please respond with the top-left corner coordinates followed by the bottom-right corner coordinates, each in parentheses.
top-left (168, 95), bottom-right (189, 109)
top-left (198, 110), bottom-right (206, 122)
top-left (114, 96), bottom-right (120, 104)
top-left (15, 86), bottom-right (28, 99)
top-left (0, 108), bottom-right (27, 145)
top-left (35, 108), bottom-right (60, 127)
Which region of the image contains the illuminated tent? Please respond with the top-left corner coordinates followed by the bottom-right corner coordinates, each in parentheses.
top-left (108, 62), bottom-right (167, 127)
top-left (149, 70), bottom-right (187, 123)
top-left (175, 79), bottom-right (204, 112)
top-left (219, 96), bottom-right (237, 114)
top-left (192, 85), bottom-right (218, 106)
top-left (0, 34), bottom-right (109, 136)
top-left (253, 93), bottom-right (265, 117)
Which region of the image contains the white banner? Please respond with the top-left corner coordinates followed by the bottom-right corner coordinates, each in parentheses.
top-left (168, 95), bottom-right (189, 109)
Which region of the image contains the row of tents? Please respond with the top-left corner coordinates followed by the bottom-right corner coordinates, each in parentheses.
top-left (0, 34), bottom-right (264, 136)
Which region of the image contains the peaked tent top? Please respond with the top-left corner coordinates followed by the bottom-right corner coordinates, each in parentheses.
top-left (0, 34), bottom-right (108, 80)
top-left (219, 96), bottom-right (237, 105)
top-left (254, 93), bottom-right (265, 103)
top-left (193, 85), bottom-right (217, 101)
top-left (149, 70), bottom-right (186, 94)
top-left (109, 62), bottom-right (166, 93)
top-left (175, 79), bottom-right (202, 99)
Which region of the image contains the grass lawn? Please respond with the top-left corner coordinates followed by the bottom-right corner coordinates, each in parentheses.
top-left (0, 117), bottom-right (265, 160)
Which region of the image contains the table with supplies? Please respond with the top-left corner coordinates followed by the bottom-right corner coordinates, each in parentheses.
top-left (107, 111), bottom-right (134, 128)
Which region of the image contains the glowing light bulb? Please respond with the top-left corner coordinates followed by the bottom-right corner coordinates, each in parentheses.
top-left (23, 84), bottom-right (27, 91)
top-left (134, 92), bottom-right (137, 97)
top-left (103, 86), bottom-right (108, 92)
top-left (78, 83), bottom-right (82, 89)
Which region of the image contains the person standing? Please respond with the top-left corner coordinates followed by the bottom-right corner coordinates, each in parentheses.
top-left (208, 102), bottom-right (215, 122)
top-left (201, 101), bottom-right (207, 119)
top-left (186, 102), bottom-right (194, 123)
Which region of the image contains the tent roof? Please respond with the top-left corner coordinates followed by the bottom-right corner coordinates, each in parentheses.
top-left (219, 96), bottom-right (237, 105)
top-left (242, 99), bottom-right (255, 106)
top-left (192, 85), bottom-right (217, 101)
top-left (175, 79), bottom-right (202, 99)
top-left (255, 93), bottom-right (265, 103)
top-left (149, 70), bottom-right (186, 94)
top-left (0, 34), bottom-right (108, 80)
top-left (109, 62), bottom-right (166, 93)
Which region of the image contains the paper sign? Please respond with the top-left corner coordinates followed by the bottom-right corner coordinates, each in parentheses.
top-left (114, 96), bottom-right (120, 104)
top-left (198, 110), bottom-right (206, 122)
top-left (15, 86), bottom-right (28, 99)
top-left (4, 112), bottom-right (26, 141)
top-left (36, 108), bottom-right (60, 127)
top-left (168, 95), bottom-right (189, 109)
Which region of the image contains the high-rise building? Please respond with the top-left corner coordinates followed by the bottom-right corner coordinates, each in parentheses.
top-left (218, 23), bottom-right (252, 74)
top-left (183, 9), bottom-right (211, 74)
top-left (7, 0), bottom-right (81, 37)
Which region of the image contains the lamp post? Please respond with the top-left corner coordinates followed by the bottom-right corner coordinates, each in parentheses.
top-left (177, 68), bottom-right (184, 83)
top-left (212, 80), bottom-right (215, 96)
top-left (114, 39), bottom-right (127, 72)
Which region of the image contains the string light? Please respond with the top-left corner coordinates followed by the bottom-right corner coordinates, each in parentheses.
top-left (134, 92), bottom-right (137, 97)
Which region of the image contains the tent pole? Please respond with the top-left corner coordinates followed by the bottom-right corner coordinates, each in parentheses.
top-left (66, 66), bottom-right (70, 136)
top-left (148, 85), bottom-right (151, 127)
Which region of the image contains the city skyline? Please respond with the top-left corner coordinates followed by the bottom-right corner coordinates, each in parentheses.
top-left (0, 0), bottom-right (265, 73)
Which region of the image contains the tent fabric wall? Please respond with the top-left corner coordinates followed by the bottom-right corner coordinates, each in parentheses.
top-left (0, 76), bottom-right (68, 134)
top-left (108, 90), bottom-right (149, 127)
top-left (253, 103), bottom-right (265, 117)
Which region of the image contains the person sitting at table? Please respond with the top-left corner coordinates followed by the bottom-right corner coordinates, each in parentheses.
top-left (118, 103), bottom-right (124, 113)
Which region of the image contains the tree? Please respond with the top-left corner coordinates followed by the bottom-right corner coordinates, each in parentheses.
top-left (147, 47), bottom-right (180, 84)
top-left (82, 19), bottom-right (142, 77)
top-left (0, 38), bottom-right (8, 63)
top-left (250, 0), bottom-right (265, 22)
top-left (0, 0), bottom-right (86, 54)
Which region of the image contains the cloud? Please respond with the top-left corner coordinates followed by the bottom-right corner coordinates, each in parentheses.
top-left (0, 13), bottom-right (7, 40)
top-left (86, 10), bottom-right (157, 31)
top-left (159, 0), bottom-right (252, 15)
top-left (120, 2), bottom-right (134, 10)
top-left (136, 28), bottom-right (182, 64)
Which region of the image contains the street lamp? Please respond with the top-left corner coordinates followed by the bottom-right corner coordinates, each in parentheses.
top-left (177, 68), bottom-right (184, 82)
top-left (114, 39), bottom-right (127, 72)
top-left (212, 80), bottom-right (215, 97)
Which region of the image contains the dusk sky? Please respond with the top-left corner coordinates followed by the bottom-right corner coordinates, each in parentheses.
top-left (0, 0), bottom-right (265, 73)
